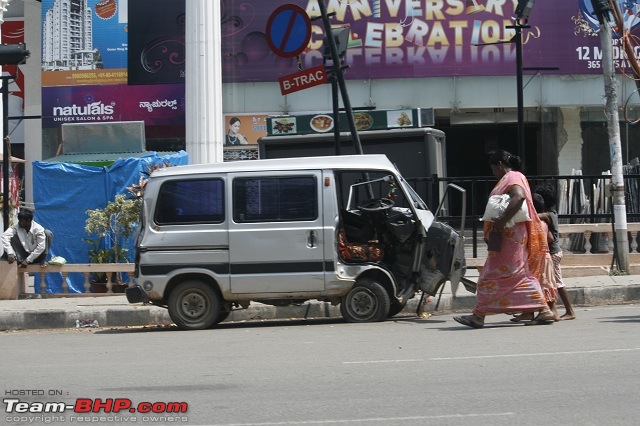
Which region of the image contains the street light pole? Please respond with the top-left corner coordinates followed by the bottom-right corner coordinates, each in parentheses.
top-left (507, 22), bottom-right (529, 169)
top-left (590, 0), bottom-right (629, 272)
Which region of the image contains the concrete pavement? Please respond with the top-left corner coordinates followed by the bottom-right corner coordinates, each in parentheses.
top-left (0, 274), bottom-right (639, 330)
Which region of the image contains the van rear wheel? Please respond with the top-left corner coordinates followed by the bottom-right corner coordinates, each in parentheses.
top-left (168, 281), bottom-right (221, 330)
top-left (341, 278), bottom-right (390, 322)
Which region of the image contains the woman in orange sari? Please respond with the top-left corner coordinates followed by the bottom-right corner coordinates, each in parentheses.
top-left (454, 150), bottom-right (555, 328)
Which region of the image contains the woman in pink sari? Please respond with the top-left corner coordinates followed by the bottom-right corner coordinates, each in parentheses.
top-left (454, 150), bottom-right (555, 328)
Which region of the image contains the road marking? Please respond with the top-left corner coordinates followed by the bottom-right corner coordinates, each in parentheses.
top-left (343, 359), bottom-right (422, 364)
top-left (213, 412), bottom-right (514, 425)
top-left (342, 348), bottom-right (640, 364)
top-left (429, 347), bottom-right (640, 361)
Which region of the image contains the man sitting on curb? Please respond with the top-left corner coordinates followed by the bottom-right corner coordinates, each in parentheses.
top-left (1, 209), bottom-right (53, 268)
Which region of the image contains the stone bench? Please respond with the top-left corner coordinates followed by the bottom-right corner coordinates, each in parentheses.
top-left (17, 263), bottom-right (135, 296)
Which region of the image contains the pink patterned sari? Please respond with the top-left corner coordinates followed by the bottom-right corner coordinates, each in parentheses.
top-left (473, 171), bottom-right (549, 316)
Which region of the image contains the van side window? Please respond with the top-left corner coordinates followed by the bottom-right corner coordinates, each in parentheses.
top-left (233, 176), bottom-right (317, 222)
top-left (155, 179), bottom-right (224, 224)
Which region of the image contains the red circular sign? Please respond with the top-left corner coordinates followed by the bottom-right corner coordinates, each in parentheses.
top-left (265, 4), bottom-right (312, 58)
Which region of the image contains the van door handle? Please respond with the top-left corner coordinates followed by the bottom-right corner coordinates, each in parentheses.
top-left (307, 230), bottom-right (316, 248)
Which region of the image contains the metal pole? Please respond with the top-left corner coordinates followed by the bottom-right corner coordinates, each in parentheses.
top-left (507, 23), bottom-right (528, 169)
top-left (317, 0), bottom-right (363, 155)
top-left (331, 75), bottom-right (341, 155)
top-left (515, 25), bottom-right (525, 168)
top-left (591, 0), bottom-right (629, 271)
top-left (2, 75), bottom-right (10, 231)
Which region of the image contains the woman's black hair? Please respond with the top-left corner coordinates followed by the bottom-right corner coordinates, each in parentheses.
top-left (535, 182), bottom-right (557, 210)
top-left (488, 149), bottom-right (522, 171)
top-left (229, 117), bottom-right (241, 126)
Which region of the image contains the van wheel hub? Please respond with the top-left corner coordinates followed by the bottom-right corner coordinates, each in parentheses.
top-left (181, 292), bottom-right (207, 318)
top-left (351, 290), bottom-right (376, 315)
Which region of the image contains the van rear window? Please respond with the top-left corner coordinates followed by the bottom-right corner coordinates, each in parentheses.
top-left (155, 179), bottom-right (224, 224)
top-left (233, 176), bottom-right (317, 222)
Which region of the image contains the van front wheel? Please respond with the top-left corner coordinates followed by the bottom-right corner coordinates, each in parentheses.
top-left (341, 278), bottom-right (390, 322)
top-left (168, 281), bottom-right (221, 330)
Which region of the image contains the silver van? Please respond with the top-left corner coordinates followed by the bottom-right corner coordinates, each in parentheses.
top-left (126, 154), bottom-right (468, 330)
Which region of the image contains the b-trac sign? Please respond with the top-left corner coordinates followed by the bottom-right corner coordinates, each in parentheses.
top-left (278, 65), bottom-right (327, 95)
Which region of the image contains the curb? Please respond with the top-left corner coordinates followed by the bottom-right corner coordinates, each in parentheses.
top-left (1, 285), bottom-right (639, 331)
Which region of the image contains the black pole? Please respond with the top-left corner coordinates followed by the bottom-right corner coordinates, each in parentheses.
top-left (507, 23), bottom-right (527, 169)
top-left (2, 75), bottom-right (10, 231)
top-left (317, 0), bottom-right (363, 155)
top-left (331, 75), bottom-right (341, 155)
top-left (515, 25), bottom-right (524, 167)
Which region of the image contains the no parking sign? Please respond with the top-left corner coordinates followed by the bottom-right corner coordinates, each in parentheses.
top-left (265, 4), bottom-right (312, 58)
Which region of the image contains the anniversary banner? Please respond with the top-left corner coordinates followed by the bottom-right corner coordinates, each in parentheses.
top-left (221, 0), bottom-right (640, 82)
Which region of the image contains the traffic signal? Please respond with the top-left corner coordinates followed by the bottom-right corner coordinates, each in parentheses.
top-left (0, 43), bottom-right (30, 66)
top-left (515, 0), bottom-right (535, 20)
top-left (323, 26), bottom-right (351, 60)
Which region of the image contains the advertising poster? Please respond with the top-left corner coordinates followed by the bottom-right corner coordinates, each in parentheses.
top-left (223, 114), bottom-right (269, 146)
top-left (221, 0), bottom-right (640, 83)
top-left (1, 20), bottom-right (25, 144)
top-left (41, 84), bottom-right (185, 129)
top-left (127, 0), bottom-right (185, 85)
top-left (41, 0), bottom-right (129, 86)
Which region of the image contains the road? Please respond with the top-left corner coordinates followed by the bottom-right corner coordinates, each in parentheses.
top-left (1, 304), bottom-right (639, 426)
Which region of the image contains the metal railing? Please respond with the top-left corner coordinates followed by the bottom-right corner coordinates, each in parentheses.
top-left (407, 173), bottom-right (640, 258)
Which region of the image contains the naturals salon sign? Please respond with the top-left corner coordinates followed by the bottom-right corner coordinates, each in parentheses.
top-left (42, 85), bottom-right (185, 128)
top-left (222, 0), bottom-right (640, 82)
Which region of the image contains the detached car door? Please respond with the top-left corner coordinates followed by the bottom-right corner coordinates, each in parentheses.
top-left (228, 171), bottom-right (325, 294)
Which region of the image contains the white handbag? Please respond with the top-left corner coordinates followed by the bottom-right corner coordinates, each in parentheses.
top-left (480, 194), bottom-right (531, 228)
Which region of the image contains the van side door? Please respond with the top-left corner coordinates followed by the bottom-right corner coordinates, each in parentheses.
top-left (228, 171), bottom-right (325, 294)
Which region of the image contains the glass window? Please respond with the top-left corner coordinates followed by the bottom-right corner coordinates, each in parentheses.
top-left (155, 179), bottom-right (224, 224)
top-left (233, 176), bottom-right (317, 222)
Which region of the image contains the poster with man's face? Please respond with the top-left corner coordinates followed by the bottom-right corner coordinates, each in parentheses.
top-left (223, 114), bottom-right (268, 146)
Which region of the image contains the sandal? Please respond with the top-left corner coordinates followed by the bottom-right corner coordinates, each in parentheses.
top-left (537, 309), bottom-right (556, 322)
top-left (524, 318), bottom-right (554, 326)
top-left (510, 313), bottom-right (534, 323)
top-left (453, 315), bottom-right (484, 329)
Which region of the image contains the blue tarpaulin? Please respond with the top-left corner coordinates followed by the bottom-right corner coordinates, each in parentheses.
top-left (32, 151), bottom-right (189, 293)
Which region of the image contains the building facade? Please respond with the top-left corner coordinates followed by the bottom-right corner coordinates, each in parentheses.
top-left (42, 0), bottom-right (95, 70)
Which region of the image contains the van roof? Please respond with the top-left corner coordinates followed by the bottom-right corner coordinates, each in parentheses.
top-left (151, 154), bottom-right (398, 177)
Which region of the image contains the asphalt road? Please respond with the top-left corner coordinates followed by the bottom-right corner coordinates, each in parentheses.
top-left (1, 304), bottom-right (639, 426)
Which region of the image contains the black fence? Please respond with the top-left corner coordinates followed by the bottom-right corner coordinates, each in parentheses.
top-left (406, 174), bottom-right (640, 257)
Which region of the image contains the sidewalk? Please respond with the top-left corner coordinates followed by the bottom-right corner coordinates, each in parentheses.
top-left (0, 274), bottom-right (639, 330)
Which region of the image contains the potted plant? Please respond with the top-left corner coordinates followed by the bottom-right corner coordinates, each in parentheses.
top-left (84, 194), bottom-right (142, 292)
top-left (83, 163), bottom-right (169, 292)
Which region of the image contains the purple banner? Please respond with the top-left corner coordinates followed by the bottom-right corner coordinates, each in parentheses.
top-left (128, 0), bottom-right (186, 85)
top-left (42, 84), bottom-right (185, 128)
top-left (222, 0), bottom-right (638, 82)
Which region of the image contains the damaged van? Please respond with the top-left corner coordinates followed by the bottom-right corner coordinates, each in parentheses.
top-left (125, 154), bottom-right (470, 330)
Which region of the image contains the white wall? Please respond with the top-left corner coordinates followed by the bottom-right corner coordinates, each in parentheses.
top-left (222, 75), bottom-right (640, 115)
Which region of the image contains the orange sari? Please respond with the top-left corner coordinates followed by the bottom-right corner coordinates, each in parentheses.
top-left (473, 171), bottom-right (549, 316)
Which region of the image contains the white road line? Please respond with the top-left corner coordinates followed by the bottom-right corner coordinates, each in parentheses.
top-left (342, 347), bottom-right (640, 364)
top-left (212, 412), bottom-right (514, 425)
top-left (343, 359), bottom-right (423, 364)
top-left (430, 347), bottom-right (640, 361)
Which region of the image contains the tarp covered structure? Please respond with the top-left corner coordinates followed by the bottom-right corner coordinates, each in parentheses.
top-left (32, 151), bottom-right (189, 293)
